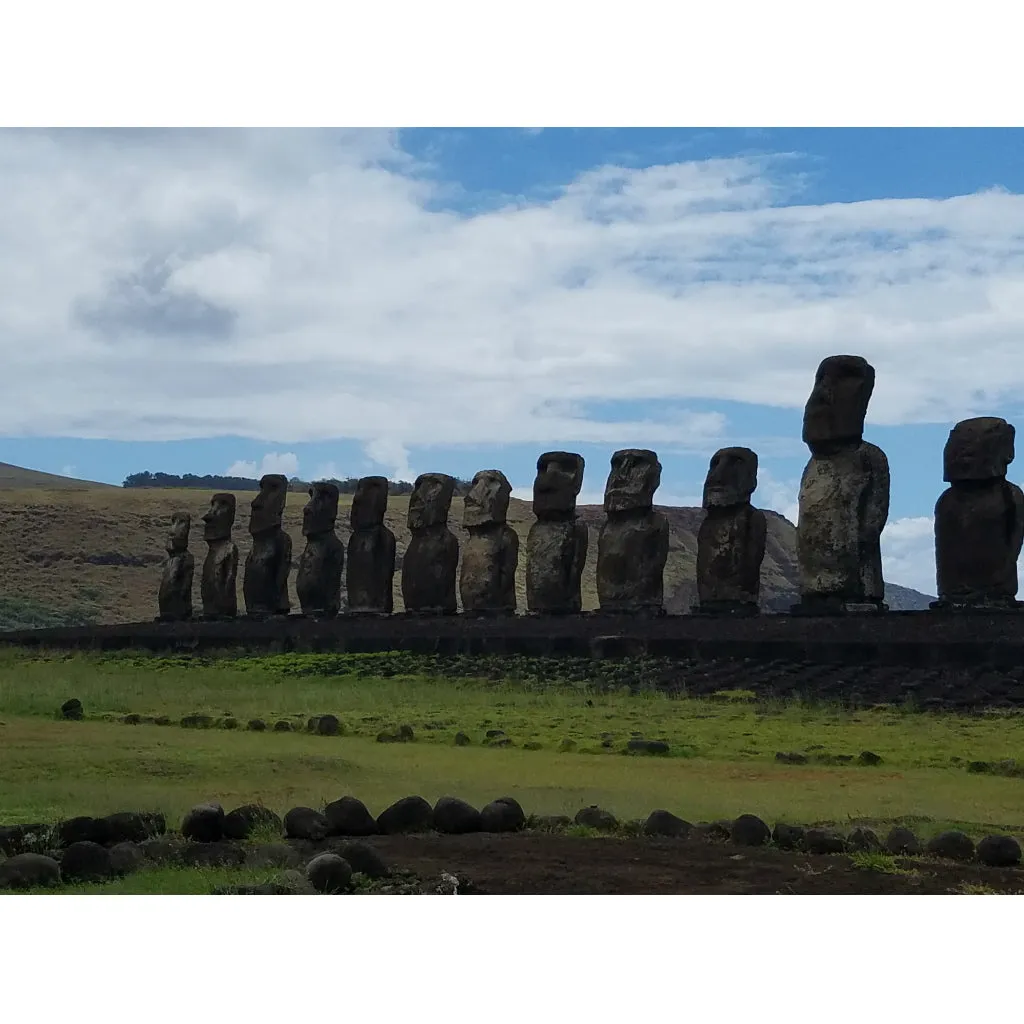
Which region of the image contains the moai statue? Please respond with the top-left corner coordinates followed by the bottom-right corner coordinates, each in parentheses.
top-left (295, 482), bottom-right (344, 619)
top-left (526, 451), bottom-right (588, 614)
top-left (932, 417), bottom-right (1024, 610)
top-left (596, 449), bottom-right (669, 615)
top-left (156, 511), bottom-right (194, 621)
top-left (347, 475), bottom-right (396, 615)
top-left (243, 474), bottom-right (292, 618)
top-left (201, 493), bottom-right (238, 619)
top-left (459, 469), bottom-right (519, 616)
top-left (693, 447), bottom-right (767, 616)
top-left (795, 355), bottom-right (890, 613)
top-left (401, 472), bottom-right (458, 615)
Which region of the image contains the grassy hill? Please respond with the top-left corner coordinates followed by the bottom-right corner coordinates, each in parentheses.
top-left (0, 468), bottom-right (934, 627)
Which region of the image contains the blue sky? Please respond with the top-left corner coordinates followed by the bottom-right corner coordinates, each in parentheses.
top-left (2, 127), bottom-right (1024, 594)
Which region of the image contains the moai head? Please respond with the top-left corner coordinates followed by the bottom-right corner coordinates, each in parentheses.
top-left (802, 355), bottom-right (876, 451)
top-left (249, 474), bottom-right (288, 536)
top-left (302, 481), bottom-right (340, 536)
top-left (351, 475), bottom-right (389, 530)
top-left (703, 447), bottom-right (758, 509)
top-left (202, 493), bottom-right (236, 542)
top-left (166, 511), bottom-right (191, 554)
top-left (943, 417), bottom-right (1016, 482)
top-left (464, 469), bottom-right (512, 528)
top-left (533, 451), bottom-right (585, 519)
top-left (407, 472), bottom-right (455, 531)
top-left (604, 449), bottom-right (662, 514)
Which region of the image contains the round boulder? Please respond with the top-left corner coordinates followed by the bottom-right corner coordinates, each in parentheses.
top-left (61, 841), bottom-right (114, 882)
top-left (182, 841), bottom-right (246, 868)
top-left (574, 805), bottom-right (619, 832)
top-left (284, 806), bottom-right (330, 841)
top-left (772, 823), bottom-right (805, 850)
top-left (181, 803), bottom-right (226, 843)
top-left (731, 814), bottom-right (771, 847)
top-left (926, 830), bottom-right (975, 862)
top-left (885, 826), bottom-right (921, 856)
top-left (140, 834), bottom-right (185, 864)
top-left (103, 811), bottom-right (165, 844)
top-left (977, 834), bottom-right (1022, 868)
top-left (223, 804), bottom-right (283, 841)
top-left (60, 698), bottom-right (84, 720)
top-left (324, 796), bottom-right (378, 837)
top-left (433, 796), bottom-right (483, 834)
top-left (643, 810), bottom-right (693, 838)
top-left (337, 841), bottom-right (389, 880)
top-left (0, 853), bottom-right (61, 890)
top-left (802, 828), bottom-right (846, 855)
top-left (58, 816), bottom-right (109, 848)
top-left (376, 796), bottom-right (434, 835)
top-left (847, 826), bottom-right (883, 853)
top-left (480, 797), bottom-right (526, 833)
top-left (109, 842), bottom-right (145, 876)
top-left (317, 714), bottom-right (341, 736)
top-left (306, 852), bottom-right (354, 893)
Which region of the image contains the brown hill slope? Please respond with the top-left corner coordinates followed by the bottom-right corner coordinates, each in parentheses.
top-left (0, 482), bottom-right (933, 627)
top-left (0, 462), bottom-right (115, 490)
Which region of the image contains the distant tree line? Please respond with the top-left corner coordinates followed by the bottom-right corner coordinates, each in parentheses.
top-left (121, 471), bottom-right (474, 495)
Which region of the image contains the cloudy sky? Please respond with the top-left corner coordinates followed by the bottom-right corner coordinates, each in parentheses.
top-left (2, 127), bottom-right (1024, 596)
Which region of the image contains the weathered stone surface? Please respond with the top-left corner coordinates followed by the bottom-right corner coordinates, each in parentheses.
top-left (731, 814), bottom-right (771, 846)
top-left (316, 714), bottom-right (341, 736)
top-left (802, 827), bottom-right (846, 855)
top-left (976, 834), bottom-right (1022, 867)
top-left (885, 827), bottom-right (921, 856)
top-left (0, 852), bottom-right (61, 889)
top-left (597, 449), bottom-right (669, 615)
top-left (157, 511), bottom-right (194, 621)
top-left (574, 805), bottom-right (619, 832)
top-left (223, 804), bottom-right (283, 841)
top-left (480, 797), bottom-right (526, 833)
top-left (934, 417), bottom-right (1024, 609)
top-left (201, 493), bottom-right (238, 619)
top-left (60, 697), bottom-right (83, 720)
top-left (296, 482), bottom-right (344, 619)
top-left (181, 803), bottom-right (225, 844)
top-left (526, 451), bottom-right (588, 614)
top-left (795, 356), bottom-right (889, 612)
top-left (103, 811), bottom-right (165, 845)
top-left (324, 796), bottom-right (378, 837)
top-left (182, 841), bottom-right (245, 868)
top-left (347, 476), bottom-right (396, 615)
top-left (926, 830), bottom-right (975, 862)
top-left (626, 738), bottom-right (670, 755)
top-left (58, 816), bottom-right (109, 848)
top-left (243, 474), bottom-right (292, 618)
top-left (402, 473), bottom-right (458, 615)
top-left (460, 469), bottom-right (518, 616)
top-left (847, 826), bottom-right (883, 852)
top-left (433, 796), bottom-right (483, 834)
top-left (306, 852), bottom-right (353, 893)
top-left (772, 823), bottom-right (805, 850)
top-left (376, 795), bottom-right (434, 834)
top-left (61, 841), bottom-right (114, 882)
top-left (643, 810), bottom-right (693, 838)
top-left (139, 834), bottom-right (186, 864)
top-left (284, 806), bottom-right (330, 841)
top-left (245, 843), bottom-right (302, 869)
top-left (109, 842), bottom-right (145, 876)
top-left (336, 841), bottom-right (389, 879)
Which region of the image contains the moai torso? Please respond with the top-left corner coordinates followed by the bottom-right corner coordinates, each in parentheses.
top-left (157, 512), bottom-right (194, 621)
top-left (243, 474), bottom-right (292, 618)
top-left (459, 469), bottom-right (518, 616)
top-left (347, 476), bottom-right (396, 615)
top-left (201, 493), bottom-right (238, 619)
top-left (526, 451), bottom-right (588, 615)
top-left (296, 482), bottom-right (344, 618)
top-left (934, 417), bottom-right (1024, 608)
top-left (402, 473), bottom-right (458, 615)
top-left (596, 449), bottom-right (669, 614)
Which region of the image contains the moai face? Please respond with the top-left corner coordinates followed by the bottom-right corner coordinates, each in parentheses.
top-left (464, 469), bottom-right (512, 528)
top-left (351, 475), bottom-right (389, 530)
top-left (802, 355), bottom-right (876, 450)
top-left (943, 417), bottom-right (1016, 482)
top-left (166, 511), bottom-right (191, 554)
top-left (202, 493), bottom-right (236, 542)
top-left (604, 449), bottom-right (661, 513)
top-left (303, 481), bottom-right (340, 536)
top-left (249, 474), bottom-right (288, 535)
top-left (703, 447), bottom-right (758, 509)
top-left (533, 451), bottom-right (585, 518)
top-left (407, 472), bottom-right (455, 531)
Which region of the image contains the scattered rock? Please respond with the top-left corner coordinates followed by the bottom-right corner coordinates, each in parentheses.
top-left (485, 729), bottom-right (506, 739)
top-left (377, 796), bottom-right (434, 835)
top-left (772, 823), bottom-right (805, 850)
top-left (433, 796), bottom-right (483, 834)
top-left (0, 823), bottom-right (52, 856)
top-left (181, 803), bottom-right (226, 843)
top-left (643, 810), bottom-right (692, 838)
top-left (325, 796), bottom-right (378, 837)
top-left (182, 841), bottom-right (246, 868)
top-left (57, 816), bottom-right (109, 848)
top-left (857, 750), bottom-right (883, 766)
top-left (221, 717), bottom-right (239, 730)
top-left (284, 806), bottom-right (330, 841)
top-left (306, 853), bottom-right (353, 893)
top-left (154, 716), bottom-right (172, 726)
top-left (574, 805), bottom-right (619, 832)
top-left (223, 804), bottom-right (283, 841)
top-left (245, 843), bottom-right (302, 869)
top-left (122, 713), bottom-right (141, 725)
top-left (885, 827), bottom-right (921, 856)
top-left (803, 828), bottom-right (846, 855)
top-left (377, 725), bottom-right (415, 743)
top-left (139, 834), bottom-right (186, 864)
top-left (181, 714), bottom-right (214, 729)
top-left (336, 841), bottom-right (390, 879)
top-left (273, 720), bottom-right (293, 733)
top-left (926, 830), bottom-right (975, 862)
top-left (0, 852), bottom-right (61, 889)
top-left (731, 814), bottom-right (771, 847)
top-left (103, 811), bottom-right (165, 845)
top-left (847, 826), bottom-right (883, 853)
top-left (977, 834), bottom-right (1022, 867)
top-left (61, 841), bottom-right (114, 882)
top-left (558, 738), bottom-right (577, 752)
top-left (480, 797), bottom-right (526, 833)
top-left (775, 751), bottom-right (808, 764)
top-left (523, 741), bottom-right (543, 751)
top-left (109, 842), bottom-right (145, 876)
top-left (60, 698), bottom-right (84, 721)
top-left (626, 739), bottom-right (670, 755)
top-left (966, 760), bottom-right (993, 774)
top-left (247, 719), bottom-right (267, 732)
top-left (695, 821), bottom-right (733, 843)
top-left (317, 714), bottom-right (342, 736)
top-left (454, 731), bottom-right (471, 746)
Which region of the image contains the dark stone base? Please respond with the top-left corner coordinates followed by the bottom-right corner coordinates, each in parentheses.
top-left (790, 598), bottom-right (888, 616)
top-left (690, 602), bottom-right (760, 617)
top-left (595, 606), bottom-right (667, 617)
top-left (461, 609), bottom-right (517, 619)
top-left (929, 599), bottom-right (1024, 613)
top-left (400, 609), bottom-right (458, 618)
top-left (154, 614), bottom-right (192, 624)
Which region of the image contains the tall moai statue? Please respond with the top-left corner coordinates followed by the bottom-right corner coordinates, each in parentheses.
top-left (694, 447), bottom-right (767, 616)
top-left (795, 355), bottom-right (890, 613)
top-left (460, 469), bottom-right (519, 616)
top-left (295, 482), bottom-right (344, 619)
top-left (932, 417), bottom-right (1024, 610)
top-left (596, 449), bottom-right (669, 615)
top-left (201, 493), bottom-right (238, 619)
top-left (526, 451), bottom-right (588, 614)
top-left (157, 511), bottom-right (194, 622)
top-left (243, 474), bottom-right (292, 618)
top-left (401, 472), bottom-right (458, 615)
top-left (347, 476), bottom-right (397, 615)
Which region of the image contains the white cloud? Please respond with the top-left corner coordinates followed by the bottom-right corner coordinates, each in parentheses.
top-left (363, 438), bottom-right (416, 482)
top-left (225, 451), bottom-right (299, 479)
top-left (3, 130), bottom-right (1024, 448)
